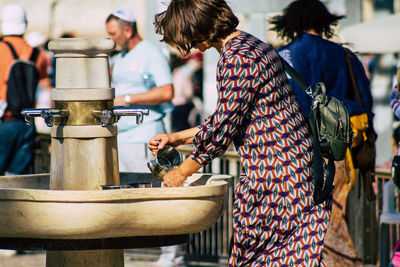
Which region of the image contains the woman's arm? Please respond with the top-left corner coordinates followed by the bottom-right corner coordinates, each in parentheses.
top-left (172, 127), bottom-right (201, 146)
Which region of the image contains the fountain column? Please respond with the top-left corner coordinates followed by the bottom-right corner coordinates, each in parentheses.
top-left (46, 38), bottom-right (123, 267)
top-left (48, 38), bottom-right (119, 190)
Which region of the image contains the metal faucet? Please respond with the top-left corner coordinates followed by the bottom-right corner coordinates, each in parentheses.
top-left (22, 107), bottom-right (149, 127)
top-left (21, 108), bottom-right (69, 127)
top-left (113, 107), bottom-right (149, 124)
top-left (92, 107), bottom-right (150, 127)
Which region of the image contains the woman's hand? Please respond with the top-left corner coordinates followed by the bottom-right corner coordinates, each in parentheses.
top-left (163, 157), bottom-right (203, 187)
top-left (163, 167), bottom-right (187, 187)
top-left (148, 133), bottom-right (176, 155)
top-left (148, 127), bottom-right (201, 155)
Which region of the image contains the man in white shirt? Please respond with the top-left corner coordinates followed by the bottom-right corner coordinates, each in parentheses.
top-left (106, 8), bottom-right (174, 172)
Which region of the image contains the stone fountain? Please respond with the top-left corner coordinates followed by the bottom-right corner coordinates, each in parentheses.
top-left (0, 38), bottom-right (229, 267)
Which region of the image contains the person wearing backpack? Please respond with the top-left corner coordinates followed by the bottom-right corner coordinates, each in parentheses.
top-left (149, 0), bottom-right (332, 266)
top-left (270, 0), bottom-right (376, 266)
top-left (0, 4), bottom-right (49, 175)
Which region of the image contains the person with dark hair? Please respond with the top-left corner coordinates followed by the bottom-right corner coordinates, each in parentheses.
top-left (150, 0), bottom-right (331, 266)
top-left (171, 52), bottom-right (203, 132)
top-left (271, 1), bottom-right (375, 266)
top-left (270, 0), bottom-right (344, 44)
top-left (270, 0), bottom-right (373, 120)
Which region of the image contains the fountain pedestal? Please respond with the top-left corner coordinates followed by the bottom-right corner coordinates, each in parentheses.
top-left (48, 39), bottom-right (119, 191)
top-left (45, 38), bottom-right (123, 267)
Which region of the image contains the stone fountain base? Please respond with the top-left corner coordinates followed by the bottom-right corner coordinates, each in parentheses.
top-left (0, 173), bottom-right (229, 251)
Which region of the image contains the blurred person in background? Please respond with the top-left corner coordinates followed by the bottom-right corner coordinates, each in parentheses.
top-left (171, 51), bottom-right (203, 132)
top-left (390, 68), bottom-right (400, 154)
top-left (270, 0), bottom-right (375, 266)
top-left (105, 7), bottom-right (174, 172)
top-left (26, 31), bottom-right (53, 135)
top-left (0, 4), bottom-right (49, 176)
top-left (105, 8), bottom-right (180, 267)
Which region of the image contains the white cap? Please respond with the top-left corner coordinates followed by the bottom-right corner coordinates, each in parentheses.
top-left (111, 8), bottom-right (136, 23)
top-left (1, 4), bottom-right (27, 36)
top-left (26, 31), bottom-right (46, 47)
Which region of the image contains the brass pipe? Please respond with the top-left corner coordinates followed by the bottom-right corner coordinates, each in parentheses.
top-left (54, 101), bottom-right (113, 126)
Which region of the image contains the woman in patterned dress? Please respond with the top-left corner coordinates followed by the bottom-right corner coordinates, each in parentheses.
top-left (149, 0), bottom-right (331, 266)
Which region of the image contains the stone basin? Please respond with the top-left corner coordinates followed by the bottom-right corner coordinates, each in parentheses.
top-left (0, 173), bottom-right (230, 250)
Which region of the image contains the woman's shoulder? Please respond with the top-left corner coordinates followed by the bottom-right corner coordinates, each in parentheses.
top-left (223, 31), bottom-right (275, 60)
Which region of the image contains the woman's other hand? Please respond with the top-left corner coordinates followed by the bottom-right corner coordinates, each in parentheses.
top-left (148, 133), bottom-right (174, 155)
top-left (163, 168), bottom-right (187, 187)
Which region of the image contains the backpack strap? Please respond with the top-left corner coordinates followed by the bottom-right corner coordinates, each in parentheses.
top-left (344, 48), bottom-right (364, 107)
top-left (3, 40), bottom-right (39, 63)
top-left (3, 41), bottom-right (19, 60)
top-left (279, 55), bottom-right (335, 205)
top-left (309, 107), bottom-right (335, 204)
top-left (29, 47), bottom-right (39, 63)
top-left (279, 55), bottom-right (309, 91)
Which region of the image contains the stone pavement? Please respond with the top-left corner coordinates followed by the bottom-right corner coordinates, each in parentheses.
top-left (0, 249), bottom-right (226, 267)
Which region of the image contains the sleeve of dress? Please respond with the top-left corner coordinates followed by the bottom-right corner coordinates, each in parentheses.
top-left (190, 54), bottom-right (265, 165)
top-left (391, 86), bottom-right (400, 119)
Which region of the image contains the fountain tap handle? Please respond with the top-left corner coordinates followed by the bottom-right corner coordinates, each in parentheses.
top-left (21, 108), bottom-right (69, 127)
top-left (40, 109), bottom-right (69, 127)
top-left (113, 106), bottom-right (150, 125)
top-left (92, 110), bottom-right (114, 127)
top-left (93, 107), bottom-right (149, 126)
top-left (21, 108), bottom-right (47, 126)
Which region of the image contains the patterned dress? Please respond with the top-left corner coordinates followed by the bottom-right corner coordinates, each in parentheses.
top-left (190, 31), bottom-right (331, 266)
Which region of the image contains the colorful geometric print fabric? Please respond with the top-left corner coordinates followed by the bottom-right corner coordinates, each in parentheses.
top-left (190, 31), bottom-right (331, 266)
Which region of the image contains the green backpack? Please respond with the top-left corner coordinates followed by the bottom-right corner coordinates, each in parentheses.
top-left (309, 82), bottom-right (352, 161)
top-left (280, 57), bottom-right (353, 204)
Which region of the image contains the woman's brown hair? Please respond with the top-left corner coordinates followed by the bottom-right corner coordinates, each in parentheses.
top-left (154, 0), bottom-right (239, 55)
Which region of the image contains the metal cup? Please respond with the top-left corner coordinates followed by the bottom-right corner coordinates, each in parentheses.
top-left (147, 145), bottom-right (183, 179)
